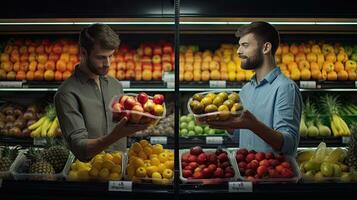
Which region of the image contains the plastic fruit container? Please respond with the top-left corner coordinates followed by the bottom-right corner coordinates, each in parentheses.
top-left (11, 150), bottom-right (74, 181)
top-left (232, 148), bottom-right (301, 183)
top-left (179, 148), bottom-right (239, 184)
top-left (187, 91), bottom-right (243, 122)
top-left (123, 151), bottom-right (174, 185)
top-left (109, 93), bottom-right (166, 126)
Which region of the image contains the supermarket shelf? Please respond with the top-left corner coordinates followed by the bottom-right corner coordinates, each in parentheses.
top-left (0, 180), bottom-right (174, 199)
top-left (299, 136), bottom-right (347, 147)
top-left (0, 135), bottom-right (64, 147)
top-left (128, 136), bottom-right (174, 149)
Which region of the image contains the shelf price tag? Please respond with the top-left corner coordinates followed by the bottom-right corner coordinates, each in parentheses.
top-left (355, 81), bottom-right (357, 88)
top-left (209, 80), bottom-right (226, 88)
top-left (167, 82), bottom-right (175, 88)
top-left (163, 72), bottom-right (175, 82)
top-left (229, 181), bottom-right (253, 193)
top-left (33, 138), bottom-right (47, 146)
top-left (108, 181), bottom-right (132, 192)
top-left (0, 81), bottom-right (23, 88)
top-left (121, 81), bottom-right (130, 88)
top-left (342, 137), bottom-right (351, 144)
top-left (150, 136), bottom-right (168, 145)
top-left (300, 81), bottom-right (316, 89)
top-left (206, 136), bottom-right (223, 144)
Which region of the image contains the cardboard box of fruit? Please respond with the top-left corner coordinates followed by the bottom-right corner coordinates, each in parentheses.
top-left (66, 151), bottom-right (124, 182)
top-left (233, 148), bottom-right (301, 183)
top-left (11, 148), bottom-right (74, 181)
top-left (124, 140), bottom-right (174, 185)
top-left (110, 92), bottom-right (166, 125)
top-left (180, 146), bottom-right (239, 184)
top-left (187, 91), bottom-right (243, 122)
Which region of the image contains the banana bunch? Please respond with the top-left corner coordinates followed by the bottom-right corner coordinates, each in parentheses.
top-left (28, 105), bottom-right (60, 138)
top-left (330, 114), bottom-right (351, 136)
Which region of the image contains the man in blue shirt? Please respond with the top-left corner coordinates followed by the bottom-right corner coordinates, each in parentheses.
top-left (208, 22), bottom-right (303, 156)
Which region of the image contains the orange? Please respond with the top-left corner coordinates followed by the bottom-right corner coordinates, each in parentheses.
top-left (337, 70), bottom-right (348, 81)
top-left (327, 71), bottom-right (337, 81)
top-left (16, 71), bottom-right (26, 81)
top-left (334, 61), bottom-right (344, 73)
top-left (62, 71), bottom-right (71, 80)
top-left (26, 71), bottom-right (35, 81)
top-left (45, 60), bottom-right (56, 71)
top-left (44, 70), bottom-right (55, 81)
top-left (54, 71), bottom-right (63, 81)
top-left (56, 60), bottom-right (67, 72)
top-left (310, 62), bottom-right (320, 71)
top-left (34, 70), bottom-right (44, 81)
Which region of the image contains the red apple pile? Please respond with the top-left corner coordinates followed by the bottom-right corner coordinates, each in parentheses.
top-left (235, 148), bottom-right (295, 181)
top-left (112, 92), bottom-right (165, 124)
top-left (181, 146), bottom-right (235, 180)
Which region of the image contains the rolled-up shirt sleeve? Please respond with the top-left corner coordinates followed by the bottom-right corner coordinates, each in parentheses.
top-left (273, 83), bottom-right (302, 156)
top-left (54, 92), bottom-right (89, 161)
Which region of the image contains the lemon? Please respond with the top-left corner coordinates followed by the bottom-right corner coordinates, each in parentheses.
top-left (139, 139), bottom-right (149, 147)
top-left (150, 157), bottom-right (161, 166)
top-left (152, 144), bottom-right (164, 154)
top-left (158, 152), bottom-right (169, 163)
top-left (111, 165), bottom-right (122, 174)
top-left (164, 160), bottom-right (174, 170)
top-left (146, 166), bottom-right (159, 177)
top-left (99, 168), bottom-right (110, 179)
top-left (109, 172), bottom-right (121, 181)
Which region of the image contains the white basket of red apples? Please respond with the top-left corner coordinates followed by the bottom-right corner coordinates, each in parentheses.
top-left (180, 146), bottom-right (239, 184)
top-left (233, 148), bottom-right (301, 183)
top-left (110, 92), bottom-right (166, 126)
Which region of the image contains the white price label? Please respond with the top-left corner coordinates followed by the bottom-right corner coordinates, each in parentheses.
top-left (355, 81), bottom-right (357, 88)
top-left (150, 136), bottom-right (168, 145)
top-left (300, 81), bottom-right (316, 89)
top-left (163, 72), bottom-right (175, 82)
top-left (121, 81), bottom-right (130, 88)
top-left (209, 80), bottom-right (226, 88)
top-left (0, 81), bottom-right (23, 88)
top-left (33, 138), bottom-right (47, 146)
top-left (229, 182), bottom-right (253, 193)
top-left (206, 136), bottom-right (223, 144)
top-left (167, 82), bottom-right (175, 88)
top-left (342, 137), bottom-right (351, 144)
top-left (108, 181), bottom-right (132, 192)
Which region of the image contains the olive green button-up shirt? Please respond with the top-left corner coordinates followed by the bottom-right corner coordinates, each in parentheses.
top-left (54, 66), bottom-right (126, 161)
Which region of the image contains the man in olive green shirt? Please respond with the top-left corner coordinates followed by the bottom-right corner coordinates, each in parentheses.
top-left (55, 24), bottom-right (148, 161)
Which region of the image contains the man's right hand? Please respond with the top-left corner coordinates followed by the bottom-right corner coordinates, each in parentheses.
top-left (110, 117), bottom-right (149, 139)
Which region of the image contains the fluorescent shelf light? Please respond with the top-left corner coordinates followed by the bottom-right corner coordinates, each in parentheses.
top-left (0, 22), bottom-right (174, 25)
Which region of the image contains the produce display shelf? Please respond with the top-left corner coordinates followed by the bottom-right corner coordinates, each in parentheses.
top-left (0, 180), bottom-right (174, 199)
top-left (127, 136), bottom-right (175, 148)
top-left (0, 136), bottom-right (62, 147)
top-left (299, 136), bottom-right (347, 147)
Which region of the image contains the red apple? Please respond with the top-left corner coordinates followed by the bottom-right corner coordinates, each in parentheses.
top-left (225, 166), bottom-right (234, 174)
top-left (257, 165), bottom-right (268, 177)
top-left (255, 152), bottom-right (265, 161)
top-left (276, 153), bottom-right (285, 162)
top-left (281, 161), bottom-right (291, 169)
top-left (163, 45), bottom-right (173, 54)
top-left (269, 159), bottom-right (280, 167)
top-left (281, 168), bottom-right (294, 178)
top-left (235, 153), bottom-right (245, 162)
top-left (225, 172), bottom-right (234, 178)
top-left (124, 52), bottom-right (134, 62)
top-left (162, 54), bottom-right (171, 62)
top-left (246, 153), bottom-right (255, 163)
top-left (183, 170), bottom-right (192, 178)
top-left (208, 164), bottom-right (217, 172)
top-left (182, 161), bottom-right (188, 168)
top-left (268, 168), bottom-right (280, 178)
top-left (202, 167), bottom-right (213, 178)
top-left (259, 159), bottom-right (270, 167)
top-left (153, 46), bottom-right (162, 55)
top-left (207, 153), bottom-right (218, 164)
top-left (250, 160), bottom-right (259, 170)
top-left (221, 161), bottom-right (230, 169)
top-left (190, 146), bottom-right (203, 156)
top-left (237, 148), bottom-right (248, 156)
top-left (112, 102), bottom-right (123, 112)
top-left (136, 92), bottom-right (149, 105)
top-left (184, 165), bottom-right (194, 171)
top-left (218, 152), bottom-right (228, 162)
top-left (182, 153), bottom-right (190, 162)
top-left (153, 94), bottom-right (165, 105)
top-left (162, 62), bottom-right (173, 72)
top-left (275, 165), bottom-right (284, 174)
top-left (188, 155), bottom-right (198, 163)
top-left (238, 161), bottom-right (247, 170)
top-left (248, 150), bottom-right (257, 154)
top-left (265, 152), bottom-right (274, 159)
top-left (119, 95), bottom-right (130, 105)
top-left (189, 161), bottom-right (199, 169)
top-left (124, 97), bottom-right (137, 110)
top-left (245, 169), bottom-right (255, 177)
top-left (193, 171), bottom-right (203, 179)
top-left (130, 104), bottom-right (144, 123)
top-left (197, 153), bottom-right (207, 165)
top-left (213, 167), bottom-right (224, 178)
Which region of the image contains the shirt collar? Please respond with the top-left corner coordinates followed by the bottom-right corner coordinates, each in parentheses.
top-left (250, 67), bottom-right (281, 86)
top-left (74, 64), bottom-right (108, 84)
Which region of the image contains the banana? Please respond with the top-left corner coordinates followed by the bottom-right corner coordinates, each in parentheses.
top-left (47, 117), bottom-right (59, 137)
top-left (332, 115), bottom-right (344, 136)
top-left (331, 120), bottom-right (339, 136)
top-left (28, 116), bottom-right (47, 130)
top-left (41, 117), bottom-right (52, 137)
top-left (337, 116), bottom-right (351, 136)
top-left (31, 125), bottom-right (42, 138)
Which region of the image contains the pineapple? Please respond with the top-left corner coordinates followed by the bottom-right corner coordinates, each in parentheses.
top-left (42, 145), bottom-right (69, 173)
top-left (0, 146), bottom-right (20, 171)
top-left (346, 123), bottom-right (357, 170)
top-left (25, 148), bottom-right (55, 175)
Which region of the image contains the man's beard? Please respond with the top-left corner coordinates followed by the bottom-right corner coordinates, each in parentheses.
top-left (87, 57), bottom-right (108, 76)
top-left (240, 50), bottom-right (264, 70)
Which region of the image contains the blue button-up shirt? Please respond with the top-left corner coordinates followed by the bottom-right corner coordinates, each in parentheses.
top-left (234, 67), bottom-right (303, 156)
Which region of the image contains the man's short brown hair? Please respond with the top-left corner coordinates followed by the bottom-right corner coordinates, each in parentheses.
top-left (79, 23), bottom-right (120, 54)
top-left (235, 21), bottom-right (280, 55)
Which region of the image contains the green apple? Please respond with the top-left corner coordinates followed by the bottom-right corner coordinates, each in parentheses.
top-left (194, 126), bottom-right (203, 135)
top-left (188, 130), bottom-right (196, 136)
top-left (187, 114), bottom-right (194, 121)
top-left (180, 115), bottom-right (188, 123)
top-left (208, 129), bottom-right (216, 135)
top-left (180, 129), bottom-right (188, 136)
top-left (204, 126), bottom-right (211, 135)
top-left (180, 122), bottom-right (188, 129)
top-left (187, 123), bottom-right (195, 131)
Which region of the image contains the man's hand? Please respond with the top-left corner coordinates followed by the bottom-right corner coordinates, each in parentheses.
top-left (111, 117), bottom-right (149, 139)
top-left (206, 110), bottom-right (258, 131)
